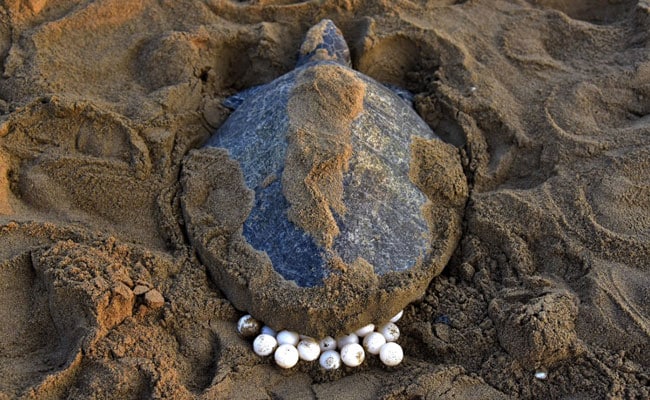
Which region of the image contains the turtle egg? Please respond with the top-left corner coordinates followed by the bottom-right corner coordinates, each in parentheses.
top-left (319, 336), bottom-right (337, 352)
top-left (297, 338), bottom-right (321, 361)
top-left (390, 310), bottom-right (404, 323)
top-left (237, 314), bottom-right (261, 338)
top-left (319, 350), bottom-right (341, 370)
top-left (276, 330), bottom-right (300, 346)
top-left (261, 326), bottom-right (277, 337)
top-left (336, 333), bottom-right (359, 349)
top-left (274, 344), bottom-right (299, 369)
top-left (362, 332), bottom-right (387, 355)
top-left (340, 343), bottom-right (365, 367)
top-left (378, 322), bottom-right (400, 342)
top-left (379, 342), bottom-right (403, 366)
top-left (253, 334), bottom-right (277, 357)
top-left (354, 324), bottom-right (375, 337)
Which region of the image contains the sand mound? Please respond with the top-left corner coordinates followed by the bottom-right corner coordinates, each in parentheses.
top-left (0, 0), bottom-right (648, 398)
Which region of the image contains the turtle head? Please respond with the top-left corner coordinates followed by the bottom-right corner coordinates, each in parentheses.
top-left (296, 19), bottom-right (351, 68)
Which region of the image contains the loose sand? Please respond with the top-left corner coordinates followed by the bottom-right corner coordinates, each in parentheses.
top-left (0, 0), bottom-right (648, 399)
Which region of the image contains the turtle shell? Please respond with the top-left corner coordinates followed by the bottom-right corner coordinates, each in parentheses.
top-left (205, 61), bottom-right (434, 287)
top-left (181, 59), bottom-right (467, 337)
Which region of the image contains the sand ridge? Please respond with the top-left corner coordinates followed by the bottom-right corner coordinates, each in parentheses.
top-left (0, 0), bottom-right (649, 398)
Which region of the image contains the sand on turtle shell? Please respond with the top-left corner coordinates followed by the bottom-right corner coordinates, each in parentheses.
top-left (283, 64), bottom-right (364, 248)
top-left (0, 0), bottom-right (648, 399)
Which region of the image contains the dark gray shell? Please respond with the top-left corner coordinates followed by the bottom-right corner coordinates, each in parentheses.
top-left (205, 61), bottom-right (436, 287)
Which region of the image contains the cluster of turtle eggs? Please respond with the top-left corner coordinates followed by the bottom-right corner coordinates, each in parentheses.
top-left (237, 311), bottom-right (405, 370)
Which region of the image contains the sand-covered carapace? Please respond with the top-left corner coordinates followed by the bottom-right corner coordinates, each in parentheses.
top-left (181, 19), bottom-right (467, 337)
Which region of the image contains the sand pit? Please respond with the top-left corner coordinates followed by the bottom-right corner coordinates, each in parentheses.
top-left (0, 0), bottom-right (648, 398)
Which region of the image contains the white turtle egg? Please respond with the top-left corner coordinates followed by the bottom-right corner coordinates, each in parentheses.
top-left (319, 336), bottom-right (337, 352)
top-left (297, 338), bottom-right (321, 361)
top-left (340, 343), bottom-right (365, 367)
top-left (336, 333), bottom-right (359, 349)
top-left (390, 310), bottom-right (404, 323)
top-left (274, 344), bottom-right (299, 369)
top-left (319, 350), bottom-right (341, 370)
top-left (362, 332), bottom-right (387, 355)
top-left (378, 322), bottom-right (400, 342)
top-left (354, 324), bottom-right (375, 337)
top-left (237, 314), bottom-right (261, 338)
top-left (261, 326), bottom-right (277, 337)
top-left (379, 342), bottom-right (403, 366)
top-left (276, 330), bottom-right (300, 346)
top-left (253, 334), bottom-right (277, 357)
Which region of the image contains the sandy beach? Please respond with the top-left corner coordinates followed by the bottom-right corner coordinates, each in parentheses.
top-left (0, 0), bottom-right (648, 398)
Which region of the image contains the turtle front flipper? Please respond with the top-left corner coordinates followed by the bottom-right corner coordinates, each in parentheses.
top-left (382, 83), bottom-right (415, 107)
top-left (222, 84), bottom-right (269, 110)
top-left (296, 19), bottom-right (351, 68)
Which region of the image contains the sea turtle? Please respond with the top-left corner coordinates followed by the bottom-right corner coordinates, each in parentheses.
top-left (181, 19), bottom-right (467, 337)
